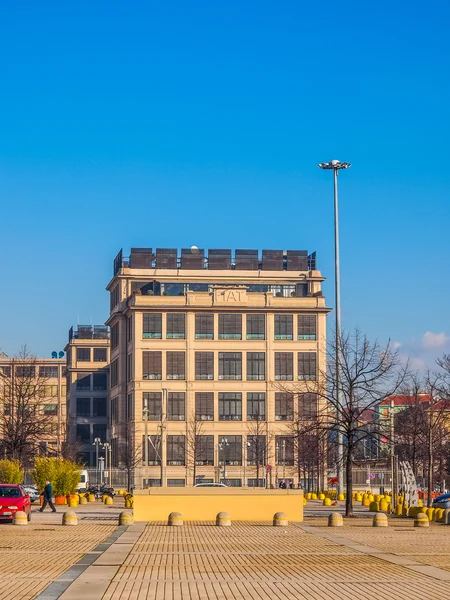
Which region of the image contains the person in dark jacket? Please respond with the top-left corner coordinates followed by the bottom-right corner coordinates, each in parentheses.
top-left (39, 480), bottom-right (56, 512)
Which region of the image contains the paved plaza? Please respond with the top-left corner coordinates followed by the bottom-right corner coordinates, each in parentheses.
top-left (2, 500), bottom-right (450, 599)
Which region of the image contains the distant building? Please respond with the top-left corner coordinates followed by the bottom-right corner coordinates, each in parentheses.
top-left (106, 247), bottom-right (330, 489)
top-left (64, 325), bottom-right (110, 482)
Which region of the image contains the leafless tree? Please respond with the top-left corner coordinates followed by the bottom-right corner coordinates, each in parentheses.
top-left (185, 415), bottom-right (205, 486)
top-left (117, 420), bottom-right (142, 492)
top-left (246, 416), bottom-right (269, 487)
top-left (0, 346), bottom-right (55, 465)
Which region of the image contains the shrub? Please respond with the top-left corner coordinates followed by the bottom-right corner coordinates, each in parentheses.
top-left (0, 459), bottom-right (24, 484)
top-left (31, 458), bottom-right (83, 496)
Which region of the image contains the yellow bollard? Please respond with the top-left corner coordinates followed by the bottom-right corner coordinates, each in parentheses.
top-left (216, 512), bottom-right (231, 527)
top-left (355, 493), bottom-right (362, 502)
top-left (168, 512), bottom-right (183, 526)
top-left (414, 512), bottom-right (429, 528)
top-left (79, 497), bottom-right (88, 505)
top-left (68, 498), bottom-right (78, 508)
top-left (434, 508), bottom-right (444, 523)
top-left (369, 501), bottom-right (379, 512)
top-left (273, 512), bottom-right (288, 527)
top-left (62, 511), bottom-right (78, 526)
top-left (402, 504), bottom-right (409, 517)
top-left (88, 494), bottom-right (95, 502)
top-left (395, 504), bottom-right (403, 516)
top-left (311, 493), bottom-right (317, 500)
top-left (418, 499), bottom-right (423, 507)
top-left (328, 513), bottom-right (343, 527)
top-left (379, 499), bottom-right (388, 513)
top-left (323, 497), bottom-right (332, 506)
top-left (384, 495), bottom-right (391, 503)
top-left (119, 511), bottom-right (134, 526)
top-left (408, 506), bottom-right (419, 518)
top-left (303, 497), bottom-right (307, 506)
top-left (426, 508), bottom-right (435, 521)
top-left (13, 511), bottom-right (28, 526)
top-left (373, 513), bottom-right (388, 527)
top-left (318, 493), bottom-right (325, 501)
top-left (105, 496), bottom-right (113, 506)
top-left (362, 497), bottom-right (370, 507)
top-left (337, 493), bottom-right (345, 501)
top-left (306, 493), bottom-right (312, 500)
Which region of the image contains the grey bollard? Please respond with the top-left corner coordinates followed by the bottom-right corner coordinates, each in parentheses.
top-left (328, 513), bottom-right (343, 527)
top-left (13, 511), bottom-right (28, 526)
top-left (445, 509), bottom-right (450, 525)
top-left (168, 512), bottom-right (183, 526)
top-left (414, 512), bottom-right (429, 528)
top-left (119, 511), bottom-right (134, 526)
top-left (62, 511), bottom-right (78, 526)
top-left (216, 512), bottom-right (231, 527)
top-left (373, 513), bottom-right (388, 527)
top-left (273, 512), bottom-right (288, 527)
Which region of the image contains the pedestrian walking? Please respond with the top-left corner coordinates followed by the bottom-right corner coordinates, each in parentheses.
top-left (39, 480), bottom-right (56, 513)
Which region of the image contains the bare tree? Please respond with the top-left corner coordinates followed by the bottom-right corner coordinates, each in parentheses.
top-left (0, 346), bottom-right (55, 465)
top-left (246, 416), bottom-right (269, 487)
top-left (185, 415), bottom-right (205, 486)
top-left (117, 421), bottom-right (142, 492)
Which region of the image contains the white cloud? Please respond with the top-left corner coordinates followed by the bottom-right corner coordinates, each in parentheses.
top-left (392, 341), bottom-right (402, 350)
top-left (422, 331), bottom-right (449, 349)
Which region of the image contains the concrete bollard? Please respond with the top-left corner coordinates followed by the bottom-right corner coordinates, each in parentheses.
top-left (337, 493), bottom-right (345, 501)
top-left (216, 512), bottom-right (231, 527)
top-left (369, 501), bottom-right (379, 512)
top-left (311, 493), bottom-right (317, 500)
top-left (273, 512), bottom-right (288, 527)
top-left (394, 504), bottom-right (403, 516)
top-left (426, 508), bottom-right (435, 521)
top-left (434, 508), bottom-right (444, 523)
top-left (414, 512), bottom-right (429, 528)
top-left (88, 494), bottom-right (95, 502)
top-left (168, 512), bottom-right (183, 526)
top-left (62, 511), bottom-right (78, 526)
top-left (119, 511), bottom-right (134, 526)
top-left (305, 492), bottom-right (312, 500)
top-left (303, 497), bottom-right (307, 506)
top-left (323, 497), bottom-right (332, 507)
top-left (105, 496), bottom-right (113, 506)
top-left (68, 498), bottom-right (78, 508)
top-left (13, 511), bottom-right (28, 526)
top-left (444, 509), bottom-right (450, 525)
top-left (79, 496), bottom-right (88, 505)
top-left (328, 513), bottom-right (343, 527)
top-left (379, 499), bottom-right (389, 513)
top-left (373, 513), bottom-right (388, 527)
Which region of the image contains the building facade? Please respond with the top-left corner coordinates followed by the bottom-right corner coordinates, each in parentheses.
top-left (65, 325), bottom-right (110, 482)
top-left (107, 248), bottom-right (330, 489)
top-left (0, 356), bottom-right (66, 460)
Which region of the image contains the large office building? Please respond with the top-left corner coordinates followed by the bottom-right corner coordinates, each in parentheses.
top-left (0, 355), bottom-right (66, 460)
top-left (107, 247), bottom-right (330, 489)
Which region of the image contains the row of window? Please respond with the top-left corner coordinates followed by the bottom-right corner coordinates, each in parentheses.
top-left (3, 403), bottom-right (59, 417)
top-left (143, 478), bottom-right (266, 488)
top-left (75, 348), bottom-right (108, 363)
top-left (140, 391), bottom-right (318, 422)
top-left (137, 351), bottom-right (317, 382)
top-left (76, 423), bottom-right (107, 444)
top-left (75, 397), bottom-right (107, 418)
top-left (141, 434), bottom-right (296, 466)
top-left (0, 365), bottom-right (63, 378)
top-left (136, 313), bottom-right (317, 341)
top-left (76, 372), bottom-right (107, 391)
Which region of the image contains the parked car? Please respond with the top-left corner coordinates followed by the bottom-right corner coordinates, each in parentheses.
top-left (432, 493), bottom-right (450, 509)
top-left (0, 485), bottom-right (32, 523)
top-left (194, 483), bottom-right (229, 488)
top-left (23, 486), bottom-right (40, 503)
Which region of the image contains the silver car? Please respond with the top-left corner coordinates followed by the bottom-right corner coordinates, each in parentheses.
top-left (23, 486), bottom-right (40, 503)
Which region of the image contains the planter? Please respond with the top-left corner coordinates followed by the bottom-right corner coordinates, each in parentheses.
top-left (55, 496), bottom-right (67, 505)
top-left (40, 495), bottom-right (44, 506)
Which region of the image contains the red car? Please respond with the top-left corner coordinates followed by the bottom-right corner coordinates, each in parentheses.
top-left (0, 484), bottom-right (32, 523)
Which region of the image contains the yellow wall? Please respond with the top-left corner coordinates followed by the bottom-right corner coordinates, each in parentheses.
top-left (134, 488), bottom-right (303, 522)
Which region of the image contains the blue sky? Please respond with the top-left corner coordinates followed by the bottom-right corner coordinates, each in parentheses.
top-left (1, 0), bottom-right (449, 368)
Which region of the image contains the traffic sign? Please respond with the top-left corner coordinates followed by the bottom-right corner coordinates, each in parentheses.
top-left (370, 473), bottom-right (375, 480)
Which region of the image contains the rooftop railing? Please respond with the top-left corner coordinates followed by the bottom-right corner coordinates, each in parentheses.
top-left (69, 325), bottom-right (109, 341)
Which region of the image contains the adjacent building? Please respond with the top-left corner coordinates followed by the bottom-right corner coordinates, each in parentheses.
top-left (106, 247), bottom-right (330, 489)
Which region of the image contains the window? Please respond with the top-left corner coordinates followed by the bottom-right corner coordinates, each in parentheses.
top-left (44, 385), bottom-right (58, 397)
top-left (274, 315), bottom-right (293, 340)
top-left (275, 392), bottom-right (293, 421)
top-left (274, 353), bottom-right (293, 380)
top-left (221, 478), bottom-right (242, 487)
top-left (143, 351), bottom-right (162, 380)
top-left (16, 366), bottom-right (35, 378)
top-left (167, 435), bottom-right (185, 465)
top-left (219, 353), bottom-right (242, 380)
top-left (76, 398), bottom-right (91, 417)
top-left (246, 352), bottom-right (265, 380)
top-left (248, 478), bottom-right (266, 488)
top-left (126, 315), bottom-right (133, 343)
top-left (195, 313), bottom-right (214, 339)
top-left (298, 352), bottom-right (317, 380)
top-left (276, 436), bottom-right (295, 466)
top-left (79, 451), bottom-right (92, 467)
top-left (126, 353), bottom-right (132, 383)
top-left (94, 348), bottom-right (107, 362)
top-left (195, 435), bottom-right (214, 465)
top-left (299, 393), bottom-right (318, 419)
top-left (93, 397), bottom-right (107, 417)
top-left (39, 366), bottom-right (59, 378)
top-left (143, 392), bottom-right (162, 420)
top-left (144, 478), bottom-right (161, 487)
top-left (166, 313), bottom-right (185, 339)
top-left (219, 314), bottom-right (242, 339)
top-left (219, 393), bottom-right (242, 421)
top-left (76, 374), bottom-right (91, 391)
top-left (111, 396), bottom-right (119, 424)
top-left (195, 352), bottom-right (214, 380)
top-left (143, 435), bottom-right (161, 465)
top-left (0, 366), bottom-right (11, 377)
top-left (246, 314), bottom-right (265, 340)
top-left (77, 348), bottom-right (91, 362)
top-left (43, 404), bottom-right (58, 416)
top-left (126, 393), bottom-right (134, 420)
top-left (143, 314), bottom-right (162, 339)
top-left (93, 424), bottom-right (107, 442)
top-left (168, 392), bottom-right (185, 421)
top-left (166, 352), bottom-right (185, 380)
top-left (219, 435), bottom-right (242, 465)
top-left (167, 479), bottom-right (185, 487)
top-left (111, 359), bottom-right (119, 387)
top-left (247, 393), bottom-right (265, 420)
top-left (195, 392), bottom-right (214, 421)
top-left (111, 323), bottom-right (119, 349)
top-left (93, 372), bottom-right (107, 390)
top-left (76, 424), bottom-right (90, 443)
top-left (247, 435), bottom-right (266, 466)
top-left (298, 315), bottom-right (317, 340)
top-left (110, 284), bottom-right (119, 311)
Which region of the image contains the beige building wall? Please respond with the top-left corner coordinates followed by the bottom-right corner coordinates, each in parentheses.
top-left (107, 249), bottom-right (330, 489)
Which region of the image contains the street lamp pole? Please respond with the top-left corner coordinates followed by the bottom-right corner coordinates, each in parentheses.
top-left (243, 440), bottom-right (251, 488)
top-left (103, 442), bottom-right (111, 486)
top-left (93, 437), bottom-right (102, 487)
top-left (318, 159), bottom-right (351, 497)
